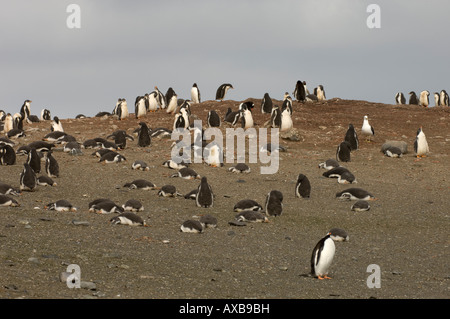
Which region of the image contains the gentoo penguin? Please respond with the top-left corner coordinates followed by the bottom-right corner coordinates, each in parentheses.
top-left (173, 108), bottom-right (189, 130)
top-left (171, 167), bottom-right (201, 180)
top-left (123, 179), bottom-right (158, 190)
top-left (131, 160), bottom-right (149, 171)
top-left (260, 143), bottom-right (287, 154)
top-left (26, 148), bottom-right (41, 173)
top-left (228, 163), bottom-right (250, 173)
top-left (235, 210), bottom-right (269, 223)
top-left (154, 86), bottom-right (166, 109)
top-left (191, 83), bottom-right (201, 103)
top-left (7, 128), bottom-right (25, 139)
top-left (180, 220), bottom-right (204, 233)
top-left (419, 90), bottom-right (430, 107)
top-left (20, 163), bottom-right (37, 191)
top-left (240, 109), bottom-right (254, 129)
top-left (20, 100), bottom-right (32, 123)
top-left (199, 214), bottom-right (218, 228)
top-left (37, 175), bottom-right (57, 186)
top-left (0, 144), bottom-right (16, 165)
top-left (146, 92), bottom-right (158, 112)
top-left (311, 232), bottom-right (335, 280)
top-left (158, 185), bottom-right (182, 197)
top-left (440, 90), bottom-right (449, 106)
top-left (61, 141), bottom-right (81, 154)
top-left (351, 200), bottom-right (371, 212)
top-left (115, 98), bottom-right (129, 120)
top-left (107, 130), bottom-right (134, 150)
top-left (414, 126), bottom-right (429, 158)
top-left (75, 114), bottom-right (86, 119)
top-left (137, 122), bottom-right (151, 147)
top-left (314, 85), bottom-right (326, 101)
top-left (99, 151), bottom-right (126, 164)
top-left (0, 194), bottom-right (20, 207)
top-left (224, 108), bottom-right (241, 126)
top-left (264, 190), bottom-right (283, 217)
top-left (282, 93), bottom-right (293, 114)
top-left (43, 131), bottom-right (67, 144)
top-left (215, 83), bottom-right (233, 101)
top-left (45, 199), bottom-right (77, 212)
top-left (183, 189), bottom-right (197, 200)
top-left (318, 159), bottom-right (340, 170)
top-left (40, 109), bottom-right (51, 121)
top-left (239, 101), bottom-right (255, 112)
top-left (280, 106), bottom-right (293, 132)
top-left (329, 228), bottom-right (350, 242)
top-left (135, 96), bottom-right (147, 119)
top-left (165, 87), bottom-right (178, 114)
top-left (162, 159), bottom-right (188, 170)
top-left (0, 137), bottom-right (15, 147)
top-left (89, 200), bottom-right (124, 214)
top-left (344, 124), bottom-right (359, 151)
top-left (323, 167), bottom-right (356, 184)
top-left (395, 92), bottom-right (406, 105)
top-left (196, 176), bottom-right (214, 208)
top-left (91, 148), bottom-right (113, 158)
top-left (261, 93), bottom-right (273, 114)
top-left (0, 183), bottom-right (21, 196)
top-left (336, 188), bottom-right (376, 201)
top-left (295, 174), bottom-right (311, 198)
top-left (207, 110), bottom-right (221, 128)
top-left (122, 199), bottom-right (144, 212)
top-left (434, 92), bottom-right (440, 107)
top-left (110, 212), bottom-right (146, 226)
top-left (88, 198), bottom-right (115, 210)
top-left (409, 91), bottom-right (419, 105)
top-left (293, 80), bottom-right (306, 102)
top-left (45, 151), bottom-right (60, 178)
top-left (336, 141), bottom-right (352, 162)
top-left (306, 93), bottom-right (319, 102)
top-left (27, 141), bottom-right (55, 153)
top-left (361, 115), bottom-right (375, 142)
top-left (3, 113), bottom-right (14, 133)
top-left (270, 105), bottom-right (281, 128)
top-left (233, 199), bottom-right (262, 212)
top-left (51, 116), bottom-right (64, 132)
top-left (204, 142), bottom-right (223, 167)
top-left (383, 146), bottom-right (403, 158)
top-left (150, 127), bottom-right (172, 139)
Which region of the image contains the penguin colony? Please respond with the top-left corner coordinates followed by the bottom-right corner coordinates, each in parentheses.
top-left (0, 80), bottom-right (441, 283)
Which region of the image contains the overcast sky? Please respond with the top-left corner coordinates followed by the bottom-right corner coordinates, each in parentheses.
top-left (1, 0), bottom-right (449, 118)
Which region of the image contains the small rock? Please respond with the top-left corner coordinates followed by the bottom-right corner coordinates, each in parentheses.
top-left (80, 281), bottom-right (97, 290)
top-left (28, 257), bottom-right (40, 264)
top-left (72, 220), bottom-right (90, 226)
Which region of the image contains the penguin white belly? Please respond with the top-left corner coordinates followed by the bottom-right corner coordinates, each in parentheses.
top-left (314, 239), bottom-right (335, 276)
top-left (280, 113), bottom-right (293, 131)
top-left (166, 98), bottom-right (177, 113)
top-left (136, 103), bottom-right (146, 118)
top-left (148, 96), bottom-right (158, 111)
top-left (416, 138), bottom-right (429, 155)
top-left (191, 88), bottom-right (199, 103)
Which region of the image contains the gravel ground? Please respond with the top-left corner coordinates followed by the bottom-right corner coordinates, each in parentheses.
top-left (0, 98), bottom-right (448, 300)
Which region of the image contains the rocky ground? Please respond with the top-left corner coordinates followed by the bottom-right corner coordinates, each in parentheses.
top-left (0, 98), bottom-right (448, 300)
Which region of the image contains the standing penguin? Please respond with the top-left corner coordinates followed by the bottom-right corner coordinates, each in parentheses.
top-left (270, 105), bottom-right (281, 128)
top-left (295, 174), bottom-right (311, 199)
top-left (137, 122), bottom-right (151, 147)
top-left (311, 232), bottom-right (335, 279)
top-left (116, 98), bottom-right (129, 120)
top-left (3, 113), bottom-right (14, 133)
top-left (361, 115), bottom-right (375, 142)
top-left (440, 90), bottom-right (449, 106)
top-left (0, 144), bottom-right (16, 166)
top-left (51, 116), bottom-right (64, 132)
top-left (336, 141), bottom-right (352, 162)
top-left (344, 124), bottom-right (359, 151)
top-left (280, 106), bottom-right (293, 132)
top-left (240, 108), bottom-right (254, 129)
top-left (154, 86), bottom-right (166, 109)
top-left (20, 100), bottom-right (32, 123)
top-left (215, 83), bottom-right (233, 101)
top-left (261, 93), bottom-right (273, 114)
top-left (293, 80), bottom-right (306, 102)
top-left (434, 92), bottom-right (440, 106)
top-left (27, 148), bottom-right (41, 173)
top-left (165, 87), bottom-right (178, 114)
top-left (395, 92), bottom-right (406, 105)
top-left (409, 91), bottom-right (419, 105)
top-left (40, 109), bottom-right (51, 121)
top-left (414, 126), bottom-right (429, 158)
top-left (314, 85), bottom-right (326, 101)
top-left (147, 91), bottom-right (159, 112)
top-left (20, 163), bottom-right (37, 191)
top-left (207, 110), bottom-right (221, 128)
top-left (191, 83), bottom-right (201, 104)
top-left (135, 96), bottom-right (147, 118)
top-left (45, 151), bottom-right (59, 178)
top-left (196, 177), bottom-right (214, 208)
top-left (264, 190), bottom-right (283, 217)
top-left (419, 90), bottom-right (430, 107)
top-left (173, 108), bottom-right (190, 130)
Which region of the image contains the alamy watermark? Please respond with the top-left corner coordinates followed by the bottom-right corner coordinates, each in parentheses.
top-left (366, 264), bottom-right (381, 288)
top-left (66, 4), bottom-right (81, 29)
top-left (171, 120), bottom-right (280, 174)
top-left (366, 4), bottom-right (381, 29)
top-left (66, 264), bottom-right (81, 288)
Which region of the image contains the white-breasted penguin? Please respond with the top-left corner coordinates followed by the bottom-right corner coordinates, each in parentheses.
top-left (171, 167), bottom-right (201, 180)
top-left (191, 83), bottom-right (201, 104)
top-left (45, 151), bottom-right (59, 178)
top-left (323, 166), bottom-right (356, 184)
top-left (295, 174), bottom-right (311, 198)
top-left (215, 83), bottom-right (233, 101)
top-left (203, 142), bottom-right (223, 168)
top-left (440, 90), bottom-right (449, 106)
top-left (165, 87), bottom-right (178, 114)
top-left (207, 110), bottom-right (221, 128)
top-left (26, 148), bottom-right (41, 173)
top-left (344, 124), bottom-right (359, 151)
top-left (293, 80), bottom-right (306, 102)
top-left (311, 232), bottom-right (335, 279)
top-left (122, 199), bottom-right (144, 212)
top-left (383, 146), bottom-right (403, 158)
top-left (99, 151), bottom-right (126, 164)
top-left (235, 210), bottom-right (268, 223)
top-left (361, 115), bottom-right (375, 142)
top-left (351, 200), bottom-right (371, 212)
top-left (280, 106), bottom-right (293, 132)
top-left (228, 163), bottom-right (250, 173)
top-left (154, 86), bottom-right (166, 109)
top-left (233, 199), bottom-right (262, 212)
top-left (395, 92), bottom-right (406, 105)
top-left (45, 199), bottom-right (77, 212)
top-left (336, 188), bottom-right (376, 201)
top-left (40, 109), bottom-right (51, 121)
top-left (0, 194), bottom-right (20, 207)
top-left (89, 200), bottom-right (123, 214)
top-left (137, 122), bottom-right (151, 147)
top-left (0, 144), bottom-right (16, 166)
top-left (434, 92), bottom-right (440, 106)
top-left (173, 108), bottom-right (189, 130)
top-left (162, 159), bottom-right (188, 170)
top-left (196, 176), bottom-right (214, 208)
top-left (199, 214), bottom-right (218, 228)
top-left (336, 141), bottom-right (352, 162)
top-left (135, 96), bottom-right (147, 118)
top-left (3, 113), bottom-right (14, 133)
top-left (20, 163), bottom-right (37, 191)
top-left (261, 93), bottom-right (273, 114)
top-left (115, 98), bottom-right (129, 120)
top-left (314, 85), bottom-right (326, 101)
top-left (37, 175), bottom-right (57, 186)
top-left (419, 90), bottom-right (430, 107)
top-left (180, 220), bottom-right (204, 233)
top-left (107, 130), bottom-right (134, 150)
top-left (123, 179), bottom-right (159, 190)
top-left (158, 185), bottom-right (182, 197)
top-left (224, 109), bottom-right (241, 126)
top-left (240, 108), bottom-right (254, 129)
top-left (20, 100), bottom-right (32, 123)
top-left (269, 105), bottom-right (281, 128)
top-left (414, 126), bottom-right (429, 158)
top-left (51, 116), bottom-right (64, 132)
top-left (264, 190), bottom-right (283, 217)
top-left (131, 160), bottom-right (149, 171)
top-left (110, 212), bottom-right (146, 226)
top-left (318, 159), bottom-right (340, 170)
top-left (409, 91), bottom-right (419, 105)
top-left (329, 228), bottom-right (350, 242)
top-left (0, 183), bottom-right (21, 196)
